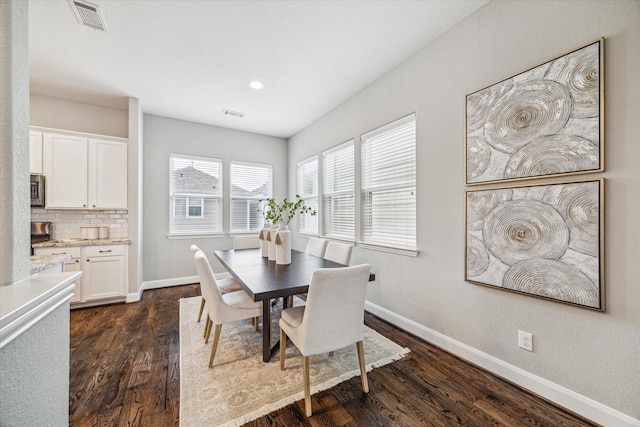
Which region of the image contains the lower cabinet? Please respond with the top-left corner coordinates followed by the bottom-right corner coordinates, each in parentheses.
top-left (82, 245), bottom-right (126, 301)
top-left (34, 244), bottom-right (127, 306)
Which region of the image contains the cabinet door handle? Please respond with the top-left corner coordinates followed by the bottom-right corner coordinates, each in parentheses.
top-left (51, 252), bottom-right (67, 255)
top-left (99, 250), bottom-right (112, 253)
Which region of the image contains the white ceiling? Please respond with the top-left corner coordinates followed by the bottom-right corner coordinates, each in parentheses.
top-left (29, 0), bottom-right (487, 138)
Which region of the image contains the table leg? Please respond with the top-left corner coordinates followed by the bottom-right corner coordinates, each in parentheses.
top-left (262, 298), bottom-right (272, 362)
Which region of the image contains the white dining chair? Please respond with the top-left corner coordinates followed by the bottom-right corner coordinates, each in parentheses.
top-left (233, 235), bottom-right (261, 249)
top-left (193, 250), bottom-right (263, 367)
top-left (323, 241), bottom-right (353, 265)
top-left (304, 237), bottom-right (328, 258)
top-left (190, 244), bottom-right (241, 323)
top-left (279, 264), bottom-right (371, 416)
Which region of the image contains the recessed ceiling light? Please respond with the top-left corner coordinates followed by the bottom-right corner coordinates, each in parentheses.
top-left (249, 81), bottom-right (264, 90)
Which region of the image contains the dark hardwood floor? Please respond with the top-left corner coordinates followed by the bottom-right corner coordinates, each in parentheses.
top-left (69, 285), bottom-right (599, 427)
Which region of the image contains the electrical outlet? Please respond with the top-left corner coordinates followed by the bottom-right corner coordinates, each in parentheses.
top-left (518, 330), bottom-right (533, 352)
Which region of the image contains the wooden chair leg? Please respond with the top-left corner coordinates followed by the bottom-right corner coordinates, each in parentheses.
top-left (302, 355), bottom-right (312, 417)
top-left (197, 298), bottom-right (205, 322)
top-left (254, 317), bottom-right (259, 332)
top-left (208, 324), bottom-right (222, 368)
top-left (203, 317), bottom-right (208, 338)
top-left (204, 318), bottom-right (212, 343)
top-left (356, 341), bottom-right (369, 393)
top-left (279, 328), bottom-right (286, 370)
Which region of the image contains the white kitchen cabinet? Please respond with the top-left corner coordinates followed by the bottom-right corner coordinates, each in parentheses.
top-left (33, 246), bottom-right (82, 302)
top-left (83, 245), bottom-right (126, 301)
top-left (29, 131), bottom-right (43, 174)
top-left (89, 139), bottom-right (128, 209)
top-left (34, 244), bottom-right (127, 305)
top-left (64, 258), bottom-right (83, 303)
top-left (42, 132), bottom-right (127, 210)
top-left (43, 133), bottom-right (89, 208)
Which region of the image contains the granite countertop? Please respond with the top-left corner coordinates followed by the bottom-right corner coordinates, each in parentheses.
top-left (30, 253), bottom-right (72, 275)
top-left (32, 238), bottom-right (132, 248)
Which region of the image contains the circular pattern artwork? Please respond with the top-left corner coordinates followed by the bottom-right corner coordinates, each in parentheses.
top-left (504, 135), bottom-right (599, 179)
top-left (503, 259), bottom-right (599, 308)
top-left (466, 235), bottom-right (490, 277)
top-left (466, 136), bottom-right (492, 181)
top-left (465, 40), bottom-right (601, 184)
top-left (465, 180), bottom-right (602, 310)
top-left (466, 79), bottom-right (514, 133)
top-left (483, 199), bottom-right (569, 266)
top-left (466, 188), bottom-right (512, 231)
top-left (542, 182), bottom-right (599, 257)
top-left (484, 79), bottom-right (572, 154)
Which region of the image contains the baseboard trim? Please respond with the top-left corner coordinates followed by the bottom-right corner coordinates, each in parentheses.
top-left (142, 276), bottom-right (199, 291)
top-left (364, 301), bottom-right (639, 427)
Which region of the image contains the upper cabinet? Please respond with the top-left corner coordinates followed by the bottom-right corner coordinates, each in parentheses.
top-left (42, 131), bottom-right (128, 210)
top-left (29, 131), bottom-right (43, 174)
top-left (89, 139), bottom-right (128, 209)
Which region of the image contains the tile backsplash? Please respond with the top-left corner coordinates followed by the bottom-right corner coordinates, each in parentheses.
top-left (31, 208), bottom-right (129, 240)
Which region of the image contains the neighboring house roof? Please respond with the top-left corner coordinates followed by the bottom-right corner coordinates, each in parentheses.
top-left (173, 165), bottom-right (269, 197)
top-left (173, 166), bottom-right (219, 195)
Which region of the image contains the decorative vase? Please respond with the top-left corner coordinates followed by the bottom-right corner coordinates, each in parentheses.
top-left (276, 223), bottom-right (291, 265)
top-left (268, 225), bottom-right (279, 262)
top-left (260, 224), bottom-right (270, 257)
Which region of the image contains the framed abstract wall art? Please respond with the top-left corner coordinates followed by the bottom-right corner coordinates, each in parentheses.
top-left (465, 39), bottom-right (604, 185)
top-left (465, 179), bottom-right (604, 311)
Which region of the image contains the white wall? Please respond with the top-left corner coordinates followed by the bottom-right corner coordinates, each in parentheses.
top-left (289, 0), bottom-right (640, 423)
top-left (142, 114), bottom-right (288, 283)
top-left (0, 304), bottom-right (70, 425)
top-left (0, 0), bottom-right (30, 285)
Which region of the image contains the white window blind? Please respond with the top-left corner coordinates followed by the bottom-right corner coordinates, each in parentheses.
top-left (297, 156), bottom-right (318, 235)
top-left (361, 114), bottom-right (416, 250)
top-left (230, 161), bottom-right (272, 233)
top-left (169, 154), bottom-right (222, 235)
top-left (322, 140), bottom-right (355, 240)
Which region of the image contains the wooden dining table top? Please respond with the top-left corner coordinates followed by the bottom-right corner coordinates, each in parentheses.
top-left (213, 248), bottom-right (347, 301)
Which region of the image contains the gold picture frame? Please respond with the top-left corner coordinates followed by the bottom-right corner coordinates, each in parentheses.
top-left (465, 38), bottom-right (604, 185)
top-left (465, 178), bottom-right (604, 311)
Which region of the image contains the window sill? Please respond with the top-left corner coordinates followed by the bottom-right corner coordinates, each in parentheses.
top-left (167, 233), bottom-right (225, 240)
top-left (357, 242), bottom-right (418, 257)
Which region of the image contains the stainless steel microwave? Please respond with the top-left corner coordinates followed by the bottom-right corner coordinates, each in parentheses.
top-left (30, 174), bottom-right (45, 207)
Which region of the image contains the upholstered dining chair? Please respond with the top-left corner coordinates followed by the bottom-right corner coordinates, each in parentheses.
top-left (193, 250), bottom-right (263, 367)
top-left (232, 235), bottom-right (261, 249)
top-left (323, 241), bottom-right (353, 265)
top-left (304, 237), bottom-right (328, 258)
top-left (279, 264), bottom-right (371, 416)
top-left (190, 244), bottom-right (240, 323)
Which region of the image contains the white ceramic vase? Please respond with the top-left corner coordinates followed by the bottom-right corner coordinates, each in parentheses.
top-left (276, 223), bottom-right (291, 265)
top-left (260, 224), bottom-right (271, 257)
top-left (268, 225), bottom-right (279, 262)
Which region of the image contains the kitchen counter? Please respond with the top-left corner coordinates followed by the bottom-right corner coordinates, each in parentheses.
top-left (32, 238), bottom-right (132, 248)
top-left (30, 253), bottom-right (72, 275)
top-left (0, 271), bottom-right (81, 349)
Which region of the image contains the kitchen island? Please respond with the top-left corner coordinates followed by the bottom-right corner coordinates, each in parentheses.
top-left (0, 271), bottom-right (81, 425)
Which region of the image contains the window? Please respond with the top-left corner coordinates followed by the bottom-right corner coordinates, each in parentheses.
top-left (169, 154), bottom-right (222, 235)
top-left (230, 161), bottom-right (273, 233)
top-left (361, 114), bottom-right (416, 252)
top-left (322, 140), bottom-right (355, 240)
top-left (186, 198), bottom-right (203, 218)
top-left (297, 156), bottom-right (318, 235)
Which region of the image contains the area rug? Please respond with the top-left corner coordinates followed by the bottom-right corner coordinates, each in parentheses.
top-left (179, 296), bottom-right (410, 426)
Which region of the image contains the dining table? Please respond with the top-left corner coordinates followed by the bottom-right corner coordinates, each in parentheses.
top-left (214, 248), bottom-right (374, 362)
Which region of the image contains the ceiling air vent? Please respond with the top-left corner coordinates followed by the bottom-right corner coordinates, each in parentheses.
top-left (69, 0), bottom-right (108, 32)
top-left (223, 109), bottom-right (245, 118)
